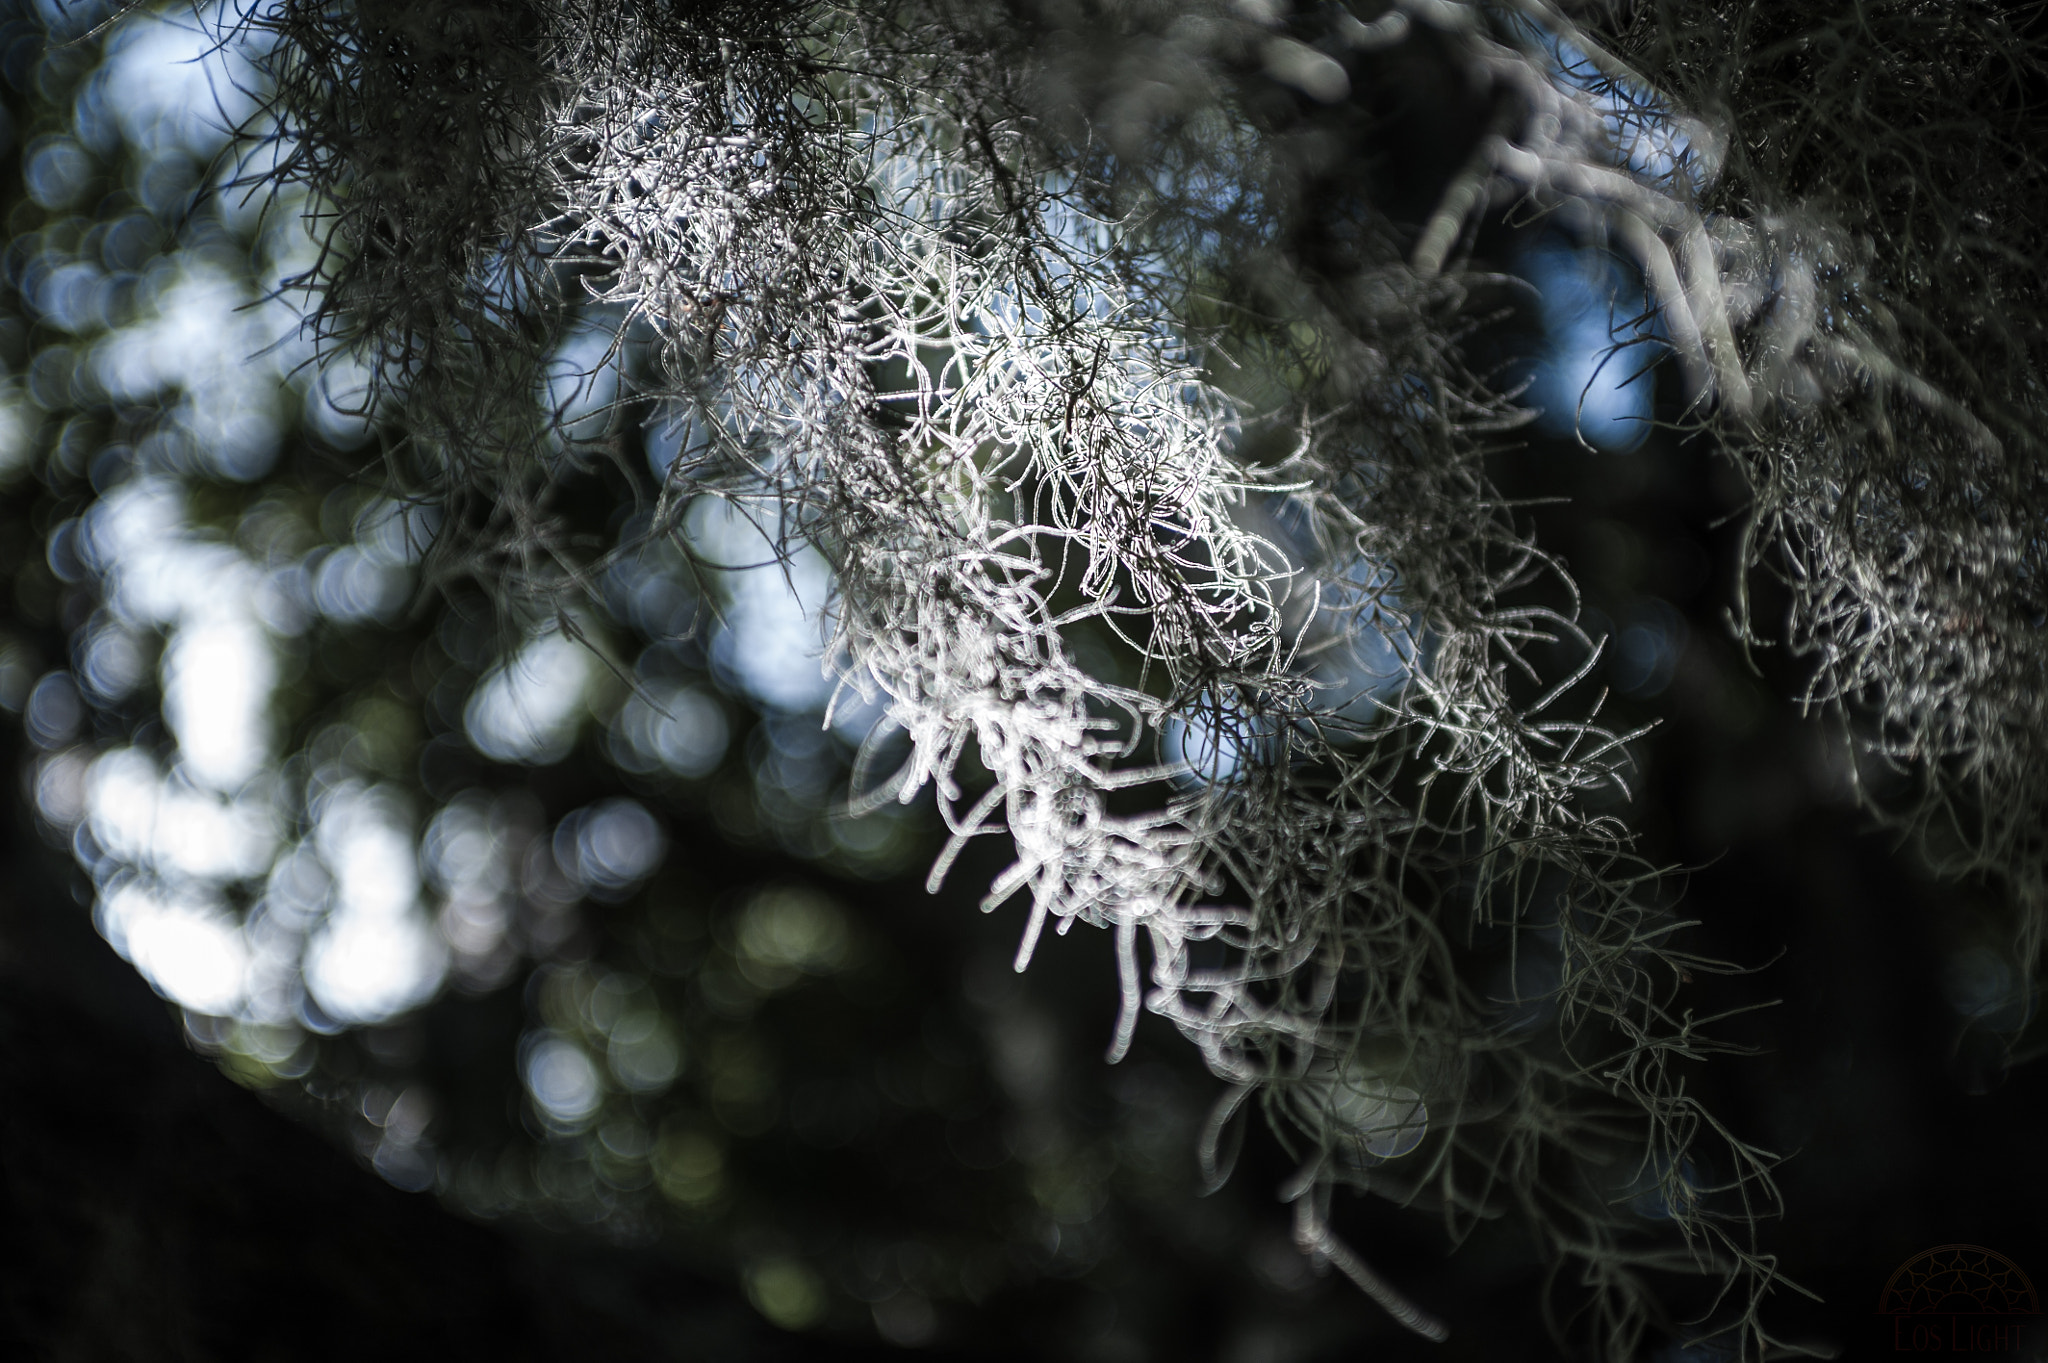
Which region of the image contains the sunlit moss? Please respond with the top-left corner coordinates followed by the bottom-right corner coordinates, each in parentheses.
top-left (9, 0), bottom-right (2046, 1355)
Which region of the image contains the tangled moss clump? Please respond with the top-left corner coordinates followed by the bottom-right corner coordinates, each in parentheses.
top-left (203, 0), bottom-right (2048, 1355)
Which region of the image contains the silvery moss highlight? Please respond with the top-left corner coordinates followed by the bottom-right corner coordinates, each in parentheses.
top-left (201, 0), bottom-right (2046, 1355)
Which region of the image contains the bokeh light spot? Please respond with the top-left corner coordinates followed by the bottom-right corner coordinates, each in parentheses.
top-left (523, 1033), bottom-right (604, 1131)
top-left (745, 1257), bottom-right (827, 1332)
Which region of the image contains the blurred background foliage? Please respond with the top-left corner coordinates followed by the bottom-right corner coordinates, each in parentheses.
top-left (1, 2), bottom-right (2045, 1361)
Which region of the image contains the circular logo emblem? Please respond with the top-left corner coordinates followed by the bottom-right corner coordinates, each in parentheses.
top-left (1879, 1245), bottom-right (2040, 1318)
